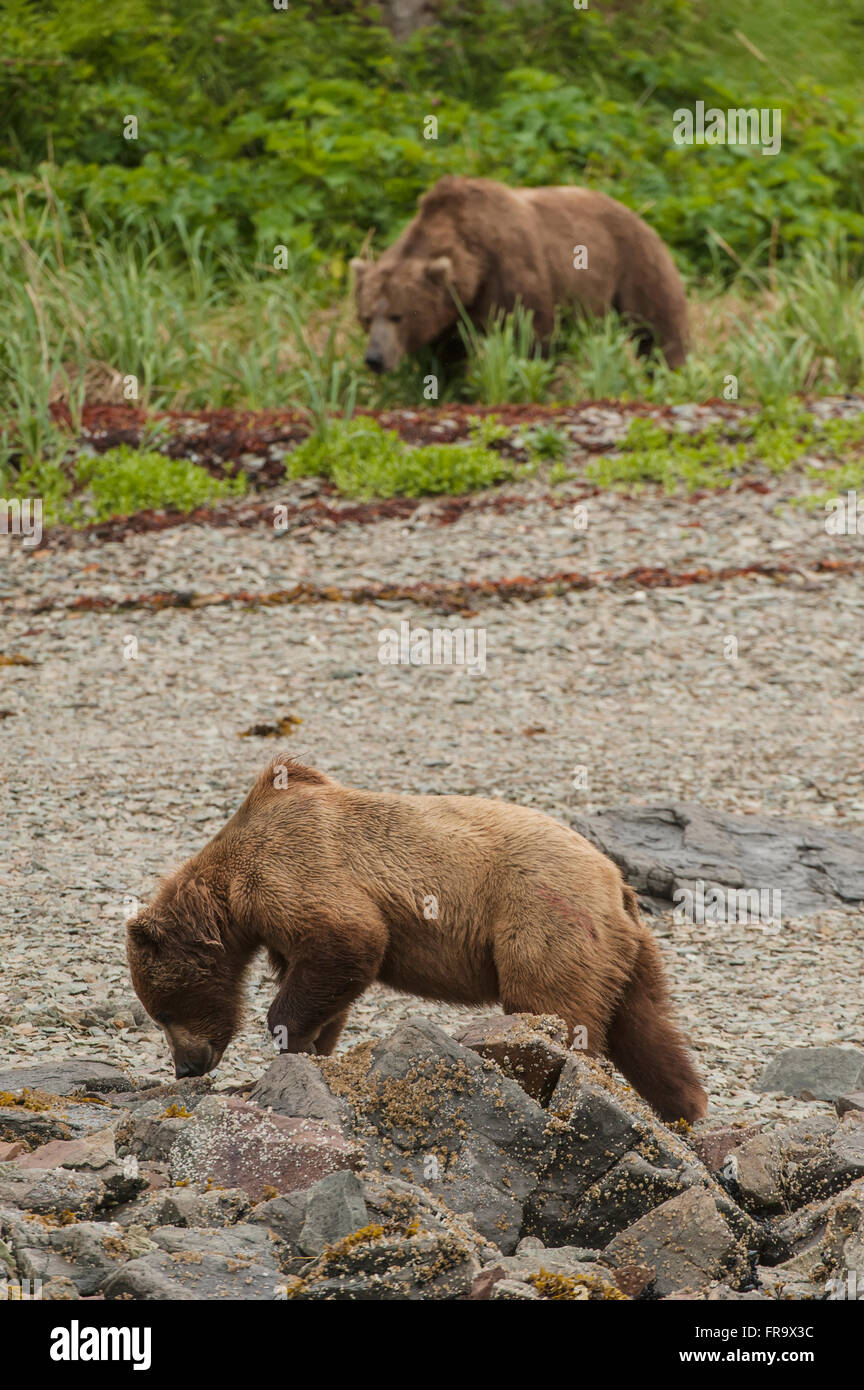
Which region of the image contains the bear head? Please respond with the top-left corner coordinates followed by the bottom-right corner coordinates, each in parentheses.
top-left (126, 878), bottom-right (246, 1078)
top-left (351, 252), bottom-right (474, 372)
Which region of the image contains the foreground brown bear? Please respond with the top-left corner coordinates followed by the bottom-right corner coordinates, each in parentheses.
top-left (352, 175), bottom-right (689, 373)
top-left (127, 758), bottom-right (707, 1123)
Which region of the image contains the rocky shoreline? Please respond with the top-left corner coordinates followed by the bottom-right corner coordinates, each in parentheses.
top-left (2, 1016), bottom-right (862, 1301)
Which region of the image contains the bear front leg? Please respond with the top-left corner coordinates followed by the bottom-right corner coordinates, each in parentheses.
top-left (265, 992), bottom-right (321, 1054)
top-left (314, 1008), bottom-right (351, 1056)
top-left (266, 926), bottom-right (383, 1056)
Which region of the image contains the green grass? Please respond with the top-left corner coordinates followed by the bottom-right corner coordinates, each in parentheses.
top-left (681, 0), bottom-right (864, 96)
top-left (8, 404), bottom-right (864, 524)
top-left (460, 304), bottom-right (558, 405)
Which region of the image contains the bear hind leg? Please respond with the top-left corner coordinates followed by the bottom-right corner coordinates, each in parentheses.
top-left (606, 932), bottom-right (707, 1124)
top-left (497, 955), bottom-right (611, 1058)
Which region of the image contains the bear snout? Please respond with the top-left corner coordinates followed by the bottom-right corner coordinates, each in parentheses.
top-left (166, 1029), bottom-right (220, 1078)
top-left (175, 1056), bottom-right (208, 1079)
top-left (364, 318), bottom-right (403, 373)
top-left (172, 1044), bottom-right (215, 1078)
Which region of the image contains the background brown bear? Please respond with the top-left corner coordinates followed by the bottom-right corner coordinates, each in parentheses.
top-left (126, 756), bottom-right (707, 1123)
top-left (351, 175), bottom-right (689, 374)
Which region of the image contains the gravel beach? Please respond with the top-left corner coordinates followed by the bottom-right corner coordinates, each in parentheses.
top-left (2, 404), bottom-right (862, 1135)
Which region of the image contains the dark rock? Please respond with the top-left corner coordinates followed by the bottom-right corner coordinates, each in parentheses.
top-left (554, 1152), bottom-right (697, 1247)
top-left (250, 1172), bottom-right (493, 1300)
top-left (0, 1166), bottom-right (106, 1219)
top-left (731, 1114), bottom-right (864, 1214)
top-left (246, 1054), bottom-right (350, 1127)
top-left (731, 1132), bottom-right (786, 1214)
top-left (605, 1187), bottom-right (745, 1296)
top-left (611, 1262), bottom-right (655, 1298)
top-left (758, 1047), bottom-right (864, 1101)
top-left (761, 1191), bottom-right (838, 1268)
top-left (570, 802), bottom-right (864, 916)
top-left (759, 1177), bottom-right (864, 1293)
top-left (469, 1266), bottom-right (508, 1300)
top-left (665, 1283), bottom-right (771, 1302)
top-left (0, 1096), bottom-right (124, 1149)
top-left (113, 1185), bottom-right (249, 1230)
top-left (287, 1235), bottom-right (471, 1301)
top-left (298, 1171), bottom-right (369, 1255)
top-left (12, 1126), bottom-right (116, 1172)
top-left (37, 1277), bottom-right (79, 1300)
top-left (524, 1055), bottom-right (695, 1244)
top-left (149, 1223), bottom-right (280, 1264)
top-left (836, 1092), bottom-right (864, 1118)
top-left (117, 1077), bottom-right (212, 1110)
top-left (21, 1221), bottom-right (157, 1296)
top-left (1, 1206), bottom-right (155, 1298)
top-left (457, 1013), bottom-right (570, 1104)
top-left (691, 1124), bottom-right (763, 1176)
top-left (489, 1277), bottom-right (541, 1299)
top-left (0, 1060), bottom-right (138, 1097)
top-left (100, 1161), bottom-right (150, 1208)
top-left (472, 1244), bottom-right (625, 1300)
top-left (360, 1019), bottom-right (549, 1208)
top-left (247, 1191), bottom-right (309, 1246)
top-left (103, 1249), bottom-right (281, 1300)
top-left (417, 1168), bottom-right (524, 1254)
top-left (115, 1113), bottom-right (192, 1161)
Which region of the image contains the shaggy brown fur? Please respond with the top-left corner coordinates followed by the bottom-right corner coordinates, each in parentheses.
top-left (126, 757), bottom-right (707, 1122)
top-left (351, 175), bottom-right (689, 373)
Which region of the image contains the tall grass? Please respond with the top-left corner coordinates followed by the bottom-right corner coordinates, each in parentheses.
top-left (777, 241), bottom-right (864, 391)
top-left (459, 303), bottom-right (557, 404)
top-left (2, 185), bottom-right (863, 486)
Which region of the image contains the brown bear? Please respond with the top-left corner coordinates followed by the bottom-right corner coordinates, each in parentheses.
top-left (351, 175), bottom-right (689, 374)
top-left (126, 756), bottom-right (707, 1123)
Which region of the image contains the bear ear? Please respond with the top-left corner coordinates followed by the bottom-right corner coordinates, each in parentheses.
top-left (349, 257), bottom-right (367, 281)
top-left (126, 913), bottom-right (165, 950)
top-left (426, 255), bottom-right (454, 285)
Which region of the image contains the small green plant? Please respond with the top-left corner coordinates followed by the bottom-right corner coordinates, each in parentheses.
top-left (587, 415), bottom-right (747, 493)
top-left (280, 297), bottom-right (360, 437)
top-left (523, 422), bottom-right (570, 462)
top-left (3, 446), bottom-right (247, 526)
top-left (6, 456), bottom-right (72, 521)
top-left (588, 405), bottom-right (864, 496)
top-left (734, 323), bottom-right (817, 405)
top-left (566, 314), bottom-right (649, 400)
top-left (466, 413), bottom-right (509, 447)
top-left (73, 446), bottom-right (247, 521)
top-left (285, 416), bottom-right (513, 498)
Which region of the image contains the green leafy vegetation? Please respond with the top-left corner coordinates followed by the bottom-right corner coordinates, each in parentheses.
top-left (2, 0), bottom-right (864, 510)
top-left (4, 0), bottom-right (863, 276)
top-left (2, 446), bottom-right (246, 526)
top-left (285, 417), bottom-right (515, 498)
top-left (586, 406), bottom-right (864, 495)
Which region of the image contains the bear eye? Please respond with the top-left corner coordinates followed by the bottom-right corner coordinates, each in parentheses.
top-left (388, 314), bottom-right (403, 323)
